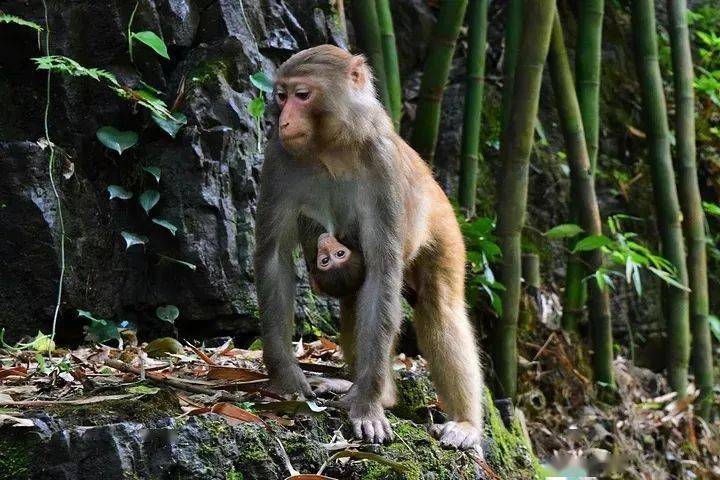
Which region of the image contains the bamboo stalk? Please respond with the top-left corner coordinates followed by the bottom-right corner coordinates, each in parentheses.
top-left (352, 0), bottom-right (391, 114)
top-left (458, 0), bottom-right (489, 215)
top-left (562, 0), bottom-right (605, 332)
top-left (548, 11), bottom-right (614, 387)
top-left (410, 0), bottom-right (469, 164)
top-left (631, 0), bottom-right (690, 398)
top-left (375, 0), bottom-right (402, 131)
top-left (493, 0), bottom-right (555, 400)
top-left (499, 0), bottom-right (524, 132)
top-left (666, 0), bottom-right (713, 415)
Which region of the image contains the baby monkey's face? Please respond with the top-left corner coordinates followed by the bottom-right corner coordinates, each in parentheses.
top-left (317, 232), bottom-right (352, 271)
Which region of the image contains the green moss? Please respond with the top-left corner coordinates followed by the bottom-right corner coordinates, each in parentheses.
top-left (0, 432), bottom-right (32, 480)
top-left (44, 389), bottom-right (180, 427)
top-left (391, 374), bottom-right (434, 423)
top-left (225, 468), bottom-right (243, 480)
top-left (188, 59), bottom-right (231, 89)
top-left (483, 389), bottom-right (541, 479)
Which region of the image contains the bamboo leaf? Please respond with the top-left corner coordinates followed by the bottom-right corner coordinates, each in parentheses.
top-left (709, 315), bottom-right (720, 343)
top-left (545, 223), bottom-right (584, 239)
top-left (131, 31), bottom-right (169, 59)
top-left (572, 234), bottom-right (613, 252)
top-left (157, 255), bottom-right (197, 271)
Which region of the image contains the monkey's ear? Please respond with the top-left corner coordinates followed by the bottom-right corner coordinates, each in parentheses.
top-left (349, 54), bottom-right (368, 89)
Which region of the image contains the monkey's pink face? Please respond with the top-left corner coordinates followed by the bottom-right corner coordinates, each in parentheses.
top-left (317, 233), bottom-right (351, 271)
top-left (275, 78), bottom-right (319, 153)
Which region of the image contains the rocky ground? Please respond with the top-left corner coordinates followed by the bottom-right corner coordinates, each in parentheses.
top-left (0, 337), bottom-right (539, 480)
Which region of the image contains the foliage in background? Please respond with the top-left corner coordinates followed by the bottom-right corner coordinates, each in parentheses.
top-left (458, 215), bottom-right (504, 315)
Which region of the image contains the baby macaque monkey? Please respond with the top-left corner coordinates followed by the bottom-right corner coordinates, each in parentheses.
top-left (310, 233), bottom-right (365, 298)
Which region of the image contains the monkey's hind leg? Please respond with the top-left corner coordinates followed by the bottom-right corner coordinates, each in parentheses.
top-left (412, 251), bottom-right (484, 451)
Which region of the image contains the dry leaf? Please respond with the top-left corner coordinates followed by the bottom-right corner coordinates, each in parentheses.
top-left (0, 414), bottom-right (35, 428)
top-left (210, 402), bottom-right (263, 424)
top-left (0, 366), bottom-right (28, 379)
top-left (207, 365), bottom-right (267, 381)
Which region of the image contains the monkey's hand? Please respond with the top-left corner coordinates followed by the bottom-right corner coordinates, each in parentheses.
top-left (349, 399), bottom-right (393, 444)
top-left (429, 421), bottom-right (482, 451)
top-left (266, 364), bottom-right (315, 399)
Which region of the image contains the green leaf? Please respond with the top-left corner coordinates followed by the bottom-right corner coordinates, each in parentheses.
top-left (572, 234), bottom-right (614, 253)
top-left (248, 338), bottom-right (263, 350)
top-left (143, 166), bottom-right (161, 183)
top-left (34, 55), bottom-right (119, 86)
top-left (138, 190), bottom-right (160, 214)
top-left (127, 385), bottom-right (160, 395)
top-left (703, 201), bottom-right (720, 217)
top-left (545, 223), bottom-right (584, 239)
top-left (151, 111), bottom-right (187, 138)
top-left (78, 309), bottom-right (103, 322)
top-left (107, 185), bottom-right (133, 200)
top-left (96, 126), bottom-right (138, 155)
top-left (131, 31), bottom-right (170, 59)
top-left (0, 14), bottom-right (43, 31)
top-left (249, 72), bottom-right (274, 93)
top-left (121, 231), bottom-right (148, 250)
top-left (134, 89), bottom-right (172, 118)
top-left (152, 218), bottom-right (177, 236)
top-left (155, 305), bottom-right (179, 323)
top-left (648, 266), bottom-right (691, 292)
top-left (247, 96), bottom-right (265, 118)
top-left (85, 317), bottom-right (121, 344)
top-left (709, 315), bottom-right (720, 343)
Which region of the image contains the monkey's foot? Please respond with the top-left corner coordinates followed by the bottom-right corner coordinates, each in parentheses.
top-left (349, 401), bottom-right (394, 444)
top-left (429, 421), bottom-right (482, 451)
top-left (266, 366), bottom-right (315, 399)
top-left (307, 377), bottom-right (353, 396)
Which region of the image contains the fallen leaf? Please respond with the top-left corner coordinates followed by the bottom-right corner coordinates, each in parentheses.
top-left (319, 337), bottom-right (338, 351)
top-left (127, 385), bottom-right (160, 395)
top-left (0, 393), bottom-right (136, 407)
top-left (145, 337), bottom-right (184, 357)
top-left (255, 400), bottom-right (327, 415)
top-left (285, 475), bottom-right (339, 480)
top-left (0, 414), bottom-right (35, 428)
top-left (210, 402), bottom-right (263, 424)
top-left (0, 366), bottom-right (28, 379)
top-left (207, 365), bottom-right (267, 381)
top-left (186, 343), bottom-right (216, 365)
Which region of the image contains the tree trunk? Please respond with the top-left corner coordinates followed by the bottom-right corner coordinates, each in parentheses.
top-left (375, 0), bottom-right (402, 131)
top-left (410, 0), bottom-right (469, 164)
top-left (631, 0), bottom-right (690, 398)
top-left (548, 11), bottom-right (614, 387)
top-left (493, 0), bottom-right (555, 400)
top-left (352, 0), bottom-right (391, 115)
top-left (666, 0), bottom-right (713, 414)
top-left (458, 0), bottom-right (489, 215)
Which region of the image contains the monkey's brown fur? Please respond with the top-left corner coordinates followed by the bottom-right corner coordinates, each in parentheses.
top-left (254, 45), bottom-right (483, 450)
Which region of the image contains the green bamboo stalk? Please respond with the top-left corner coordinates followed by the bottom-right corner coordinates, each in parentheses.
top-left (458, 0), bottom-right (489, 215)
top-left (562, 0), bottom-right (605, 333)
top-left (576, 0), bottom-right (604, 173)
top-left (667, 0), bottom-right (713, 415)
top-left (375, 0), bottom-right (402, 131)
top-left (352, 0), bottom-right (391, 114)
top-left (548, 11), bottom-right (614, 387)
top-left (631, 0), bottom-right (690, 398)
top-left (499, 0), bottom-right (524, 132)
top-left (410, 0), bottom-right (469, 164)
top-left (493, 0), bottom-right (555, 400)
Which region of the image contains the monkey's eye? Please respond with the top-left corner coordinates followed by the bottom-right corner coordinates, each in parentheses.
top-left (321, 257), bottom-right (330, 266)
top-left (276, 91), bottom-right (287, 104)
top-left (295, 90), bottom-right (311, 101)
top-left (335, 250), bottom-right (345, 258)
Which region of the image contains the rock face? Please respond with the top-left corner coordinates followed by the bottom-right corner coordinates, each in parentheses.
top-left (0, 0), bottom-right (350, 342)
top-left (0, 387), bottom-right (540, 480)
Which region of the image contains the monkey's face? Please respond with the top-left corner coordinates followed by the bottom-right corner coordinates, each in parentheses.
top-left (275, 79), bottom-right (321, 154)
top-left (316, 233), bottom-right (351, 271)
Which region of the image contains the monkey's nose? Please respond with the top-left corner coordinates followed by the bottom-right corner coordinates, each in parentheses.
top-left (281, 121), bottom-right (290, 130)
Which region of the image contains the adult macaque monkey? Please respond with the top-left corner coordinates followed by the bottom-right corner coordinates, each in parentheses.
top-left (254, 45), bottom-right (484, 449)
